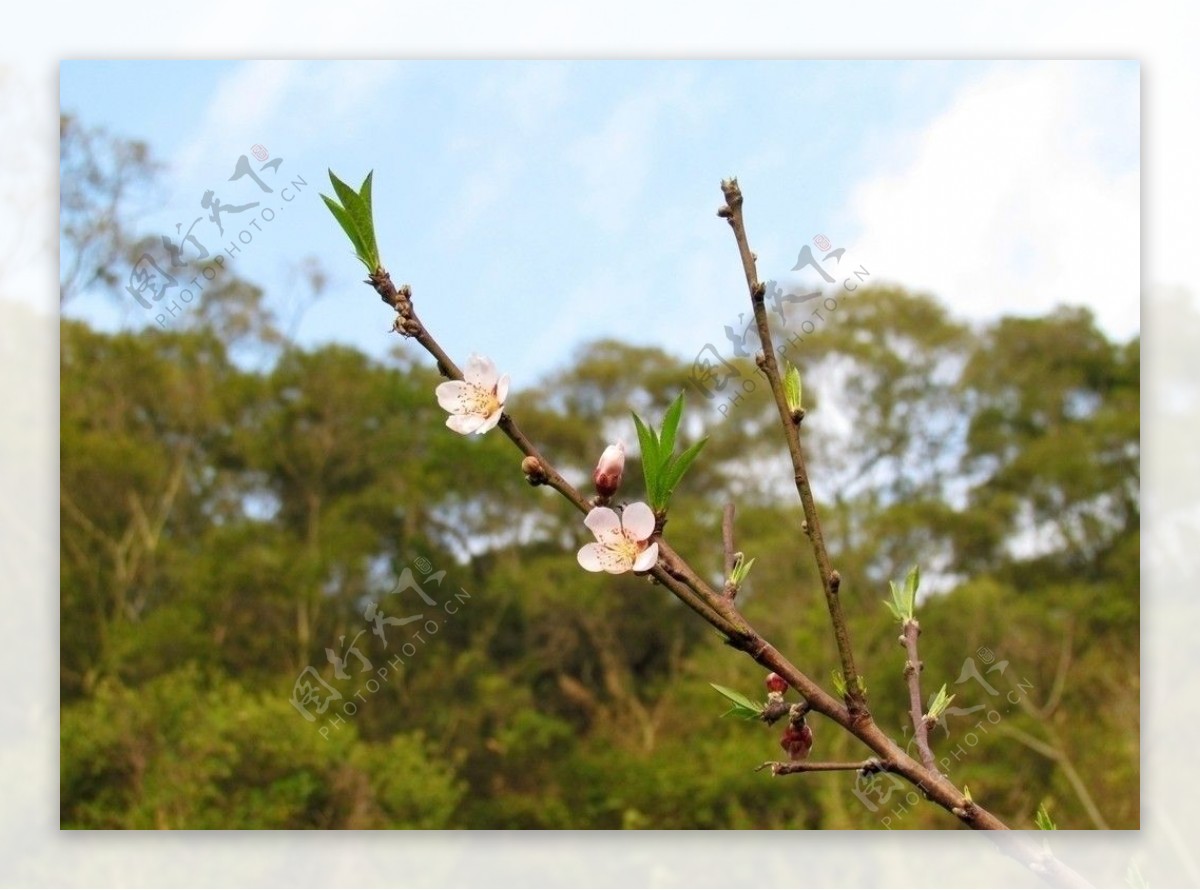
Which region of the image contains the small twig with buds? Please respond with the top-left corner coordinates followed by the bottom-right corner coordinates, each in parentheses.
top-left (902, 617), bottom-right (939, 774)
top-left (721, 502), bottom-right (755, 600)
top-left (718, 178), bottom-right (866, 720)
top-left (757, 758), bottom-right (894, 777)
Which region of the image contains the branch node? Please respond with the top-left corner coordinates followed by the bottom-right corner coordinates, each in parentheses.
top-left (521, 456), bottom-right (547, 486)
top-left (760, 697), bottom-right (790, 725)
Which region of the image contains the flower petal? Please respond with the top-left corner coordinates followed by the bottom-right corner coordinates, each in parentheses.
top-left (446, 413), bottom-right (486, 435)
top-left (464, 354), bottom-right (498, 389)
top-left (495, 374), bottom-right (510, 406)
top-left (584, 507), bottom-right (623, 544)
top-left (632, 542), bottom-right (659, 573)
top-left (578, 542), bottom-right (631, 574)
top-left (577, 543), bottom-right (607, 572)
top-left (435, 380), bottom-right (472, 413)
top-left (475, 408), bottom-right (503, 434)
top-left (621, 502), bottom-right (656, 542)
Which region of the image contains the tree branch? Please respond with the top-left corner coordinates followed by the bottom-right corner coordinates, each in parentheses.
top-left (901, 618), bottom-right (938, 773)
top-left (362, 259), bottom-right (1002, 829)
top-left (367, 267), bottom-right (751, 641)
top-left (346, 185), bottom-right (1103, 863)
top-left (717, 178), bottom-right (867, 719)
top-left (721, 501), bottom-right (739, 599)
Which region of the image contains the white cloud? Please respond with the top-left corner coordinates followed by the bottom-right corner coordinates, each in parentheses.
top-left (433, 64), bottom-right (572, 248)
top-left (478, 61), bottom-right (571, 132)
top-left (171, 61), bottom-right (300, 184)
top-left (171, 60), bottom-right (404, 192)
top-left (567, 69), bottom-right (706, 233)
top-left (849, 62), bottom-right (1140, 339)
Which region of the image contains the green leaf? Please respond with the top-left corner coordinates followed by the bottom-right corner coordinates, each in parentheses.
top-left (889, 579), bottom-right (901, 612)
top-left (724, 703), bottom-right (763, 720)
top-left (904, 564), bottom-right (920, 616)
top-left (905, 563), bottom-right (920, 595)
top-left (709, 683), bottom-right (764, 720)
top-left (1034, 802), bottom-right (1057, 830)
top-left (632, 395), bottom-right (707, 511)
top-left (730, 555), bottom-right (756, 586)
top-left (886, 569), bottom-right (920, 622)
top-left (631, 411), bottom-right (660, 504)
top-left (356, 171), bottom-right (379, 271)
top-left (321, 194), bottom-right (366, 257)
top-left (328, 170), bottom-right (361, 218)
top-left (831, 670), bottom-right (847, 698)
top-left (887, 580), bottom-right (908, 622)
top-left (659, 392), bottom-right (685, 461)
top-left (660, 436), bottom-right (708, 501)
top-left (322, 170), bottom-right (380, 271)
top-left (926, 684), bottom-right (955, 722)
top-left (783, 362), bottom-right (803, 413)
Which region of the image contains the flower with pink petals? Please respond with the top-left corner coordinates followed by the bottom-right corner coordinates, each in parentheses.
top-left (435, 354), bottom-right (509, 435)
top-left (592, 440), bottom-right (625, 498)
top-left (576, 502), bottom-right (659, 574)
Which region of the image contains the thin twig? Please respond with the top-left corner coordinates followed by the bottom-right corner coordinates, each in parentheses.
top-left (722, 502), bottom-right (736, 577)
top-left (717, 178), bottom-right (866, 719)
top-left (757, 758), bottom-right (893, 776)
top-left (1041, 620), bottom-right (1074, 717)
top-left (721, 502), bottom-right (738, 599)
top-left (901, 618), bottom-right (938, 773)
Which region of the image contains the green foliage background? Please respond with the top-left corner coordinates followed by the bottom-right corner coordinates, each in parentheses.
top-left (59, 119), bottom-right (1139, 830)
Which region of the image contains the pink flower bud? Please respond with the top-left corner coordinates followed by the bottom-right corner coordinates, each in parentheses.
top-left (592, 441), bottom-right (625, 498)
top-left (780, 722), bottom-right (813, 762)
top-left (765, 672), bottom-right (788, 694)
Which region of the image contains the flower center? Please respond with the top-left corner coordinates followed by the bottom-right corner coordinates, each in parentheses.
top-left (464, 383), bottom-right (500, 415)
top-left (613, 534), bottom-right (642, 565)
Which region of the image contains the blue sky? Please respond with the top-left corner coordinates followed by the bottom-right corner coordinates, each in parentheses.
top-left (60, 60), bottom-right (1140, 386)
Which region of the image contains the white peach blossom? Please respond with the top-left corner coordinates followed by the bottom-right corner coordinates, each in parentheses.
top-left (576, 502), bottom-right (659, 574)
top-left (435, 354), bottom-right (509, 435)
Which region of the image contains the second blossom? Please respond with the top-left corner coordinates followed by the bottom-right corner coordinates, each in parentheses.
top-left (577, 502), bottom-right (659, 575)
